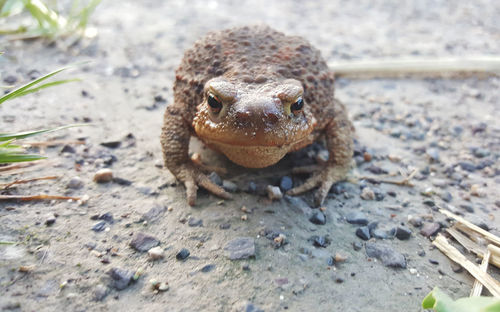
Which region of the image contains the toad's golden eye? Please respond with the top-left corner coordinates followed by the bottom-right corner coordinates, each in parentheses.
top-left (207, 93), bottom-right (222, 113)
top-left (291, 97), bottom-right (304, 115)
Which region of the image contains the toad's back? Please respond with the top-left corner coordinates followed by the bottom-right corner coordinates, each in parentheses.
top-left (174, 25), bottom-right (335, 126)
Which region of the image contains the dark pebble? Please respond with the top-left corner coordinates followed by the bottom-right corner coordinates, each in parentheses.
top-left (92, 221), bottom-right (107, 232)
top-left (141, 205), bottom-right (166, 222)
top-left (3, 75), bottom-right (17, 84)
top-left (208, 172), bottom-right (222, 186)
top-left (107, 268), bottom-right (134, 290)
top-left (387, 190), bottom-right (397, 197)
top-left (279, 176), bottom-right (293, 192)
top-left (423, 200), bottom-right (435, 207)
top-left (440, 191), bottom-right (453, 203)
top-left (219, 223), bottom-right (231, 230)
top-left (246, 181), bottom-right (257, 193)
top-left (458, 161), bottom-right (476, 172)
top-left (365, 242), bottom-right (406, 268)
top-left (346, 211), bottom-right (369, 225)
top-left (222, 180), bottom-right (238, 192)
top-left (327, 256), bottom-right (335, 266)
top-left (353, 242), bottom-right (363, 251)
top-left (310, 235), bottom-right (330, 248)
top-left (374, 189), bottom-right (385, 201)
top-left (60, 145), bottom-right (76, 154)
top-left (129, 232), bottom-right (160, 252)
top-left (429, 259), bottom-right (439, 265)
top-left (365, 165), bottom-right (388, 175)
top-left (309, 211), bottom-right (326, 225)
top-left (418, 250), bottom-right (426, 257)
top-left (451, 263), bottom-right (463, 273)
top-left (394, 226), bottom-right (412, 240)
top-left (176, 248), bottom-right (190, 261)
top-left (420, 223), bottom-right (441, 237)
top-left (371, 229), bottom-right (390, 239)
top-left (113, 177), bottom-right (133, 186)
top-left (99, 212), bottom-right (114, 223)
top-left (45, 214), bottom-right (56, 226)
top-left (100, 141), bottom-right (121, 148)
top-left (460, 204), bottom-right (474, 213)
top-left (335, 277), bottom-right (344, 283)
top-left (356, 226), bottom-right (371, 240)
top-left (200, 264), bottom-right (215, 273)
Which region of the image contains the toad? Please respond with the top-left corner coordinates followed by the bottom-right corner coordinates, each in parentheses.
top-left (161, 25), bottom-right (353, 206)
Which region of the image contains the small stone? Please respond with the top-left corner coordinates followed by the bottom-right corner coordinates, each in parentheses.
top-left (365, 242), bottom-right (406, 268)
top-left (60, 145), bottom-right (76, 153)
top-left (458, 161), bottom-right (476, 172)
top-left (451, 262), bottom-right (463, 273)
top-left (239, 302), bottom-right (264, 312)
top-left (279, 176), bottom-right (293, 192)
top-left (3, 75), bottom-right (17, 84)
top-left (112, 177), bottom-right (133, 186)
top-left (371, 229), bottom-right (390, 239)
top-left (108, 267), bottom-right (134, 290)
top-left (100, 140), bottom-right (121, 148)
top-left (418, 250), bottom-right (426, 257)
top-left (148, 247), bottom-right (164, 260)
top-left (222, 180), bottom-right (238, 192)
top-left (129, 232), bottom-right (160, 252)
top-left (473, 148), bottom-right (490, 158)
top-left (429, 259), bottom-right (439, 265)
top-left (224, 237), bottom-right (255, 260)
top-left (141, 205), bottom-right (166, 222)
top-left (356, 226), bottom-right (371, 240)
top-left (394, 226), bottom-right (412, 240)
top-left (67, 176), bottom-right (84, 189)
top-left (353, 242), bottom-right (363, 251)
top-left (188, 217), bottom-right (203, 227)
top-left (200, 264), bottom-right (215, 273)
top-left (409, 268), bottom-right (417, 275)
top-left (93, 284), bottom-right (108, 301)
top-left (346, 211), bottom-right (369, 225)
top-left (158, 282), bottom-right (169, 291)
top-left (45, 213), bottom-right (56, 226)
top-left (92, 221), bottom-right (106, 232)
top-left (420, 222), bottom-right (441, 237)
top-left (407, 215), bottom-right (423, 228)
top-left (310, 235), bottom-right (330, 248)
top-left (360, 187), bottom-right (375, 200)
top-left (94, 169), bottom-right (113, 183)
top-left (426, 148), bottom-right (440, 162)
top-left (309, 211), bottom-right (326, 225)
top-left (208, 172), bottom-right (222, 186)
top-left (267, 185), bottom-right (283, 201)
top-left (176, 248), bottom-right (190, 261)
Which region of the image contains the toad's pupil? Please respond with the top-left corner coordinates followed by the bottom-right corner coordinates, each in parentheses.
top-left (208, 94), bottom-right (222, 110)
top-left (291, 98), bottom-right (304, 111)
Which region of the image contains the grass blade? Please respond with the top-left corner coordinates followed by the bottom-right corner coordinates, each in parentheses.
top-left (0, 124), bottom-right (86, 141)
top-left (0, 65), bottom-right (73, 105)
top-left (8, 78), bottom-right (80, 99)
top-left (0, 150), bottom-right (46, 163)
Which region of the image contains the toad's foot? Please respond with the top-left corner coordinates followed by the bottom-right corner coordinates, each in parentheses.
top-left (176, 163), bottom-right (232, 206)
top-left (288, 165), bottom-right (348, 206)
top-left (190, 153), bottom-right (227, 175)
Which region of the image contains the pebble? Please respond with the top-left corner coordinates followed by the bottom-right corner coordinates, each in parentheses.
top-left (208, 172), bottom-right (222, 186)
top-left (91, 221), bottom-right (107, 232)
top-left (200, 264), bottom-right (215, 273)
top-left (394, 226), bottom-right (412, 240)
top-left (352, 242), bottom-right (363, 251)
top-left (129, 232), bottom-right (160, 252)
top-left (176, 248), bottom-right (190, 261)
top-left (108, 267), bottom-right (134, 290)
top-left (451, 262), bottom-right (463, 273)
top-left (148, 247), bottom-right (164, 260)
top-left (429, 259), bottom-right (439, 265)
top-left (407, 215), bottom-right (423, 228)
top-left (222, 180), bottom-right (238, 192)
top-left (409, 268), bottom-right (417, 275)
top-left (45, 213), bottom-right (56, 226)
top-left (360, 187), bottom-right (375, 200)
top-left (420, 222), bottom-right (441, 237)
top-left (346, 211), bottom-right (369, 225)
top-left (67, 176), bottom-right (84, 189)
top-left (141, 205), bottom-right (166, 222)
top-left (356, 226), bottom-right (371, 240)
top-left (310, 235), bottom-right (330, 248)
top-left (113, 177), bottom-right (133, 186)
top-left (309, 211), bottom-right (326, 225)
top-left (93, 284), bottom-right (108, 301)
top-left (279, 176), bottom-right (293, 192)
top-left (239, 302), bottom-right (264, 312)
top-left (267, 185), bottom-right (283, 201)
top-left (473, 148), bottom-right (490, 158)
top-left (365, 242), bottom-right (407, 268)
top-left (188, 217), bottom-right (203, 227)
top-left (224, 237), bottom-right (255, 260)
top-left (458, 161), bottom-right (476, 172)
top-left (371, 229), bottom-right (390, 239)
top-left (94, 169), bottom-right (113, 183)
top-left (60, 145), bottom-right (76, 154)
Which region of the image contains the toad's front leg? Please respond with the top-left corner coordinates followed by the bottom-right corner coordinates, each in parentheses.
top-left (287, 100), bottom-right (353, 206)
top-left (161, 105), bottom-right (232, 206)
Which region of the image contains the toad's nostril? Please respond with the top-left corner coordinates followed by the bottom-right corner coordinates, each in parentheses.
top-left (236, 111), bottom-right (251, 121)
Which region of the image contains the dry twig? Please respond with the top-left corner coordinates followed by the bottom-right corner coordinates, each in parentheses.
top-left (1, 176), bottom-right (59, 190)
top-left (0, 195), bottom-right (80, 201)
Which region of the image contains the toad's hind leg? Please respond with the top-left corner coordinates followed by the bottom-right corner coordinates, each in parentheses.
top-left (161, 105), bottom-right (231, 206)
top-left (287, 100), bottom-right (353, 206)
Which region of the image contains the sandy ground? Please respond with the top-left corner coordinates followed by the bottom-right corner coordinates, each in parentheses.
top-left (1, 1), bottom-right (499, 311)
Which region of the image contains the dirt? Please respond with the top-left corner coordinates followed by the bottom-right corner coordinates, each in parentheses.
top-left (1, 1), bottom-right (499, 311)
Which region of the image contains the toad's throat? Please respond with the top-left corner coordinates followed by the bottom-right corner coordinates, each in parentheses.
top-left (200, 137), bottom-right (312, 168)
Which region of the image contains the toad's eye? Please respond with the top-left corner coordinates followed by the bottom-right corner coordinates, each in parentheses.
top-left (291, 97), bottom-right (304, 114)
top-left (207, 93), bottom-right (222, 113)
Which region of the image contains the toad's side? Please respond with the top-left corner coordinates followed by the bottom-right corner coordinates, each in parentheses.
top-left (161, 25), bottom-right (353, 206)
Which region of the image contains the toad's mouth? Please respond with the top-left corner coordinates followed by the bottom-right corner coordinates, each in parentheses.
top-left (200, 136), bottom-right (312, 168)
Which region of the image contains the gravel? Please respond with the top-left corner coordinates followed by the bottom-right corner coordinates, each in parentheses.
top-left (129, 232), bottom-right (160, 252)
top-left (224, 237), bottom-right (255, 260)
top-left (365, 242), bottom-right (407, 269)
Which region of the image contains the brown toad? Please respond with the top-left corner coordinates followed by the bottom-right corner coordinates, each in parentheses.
top-left (161, 25), bottom-right (353, 206)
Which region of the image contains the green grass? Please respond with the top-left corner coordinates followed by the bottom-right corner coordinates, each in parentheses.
top-left (0, 64), bottom-right (82, 163)
top-left (0, 0), bottom-right (101, 39)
